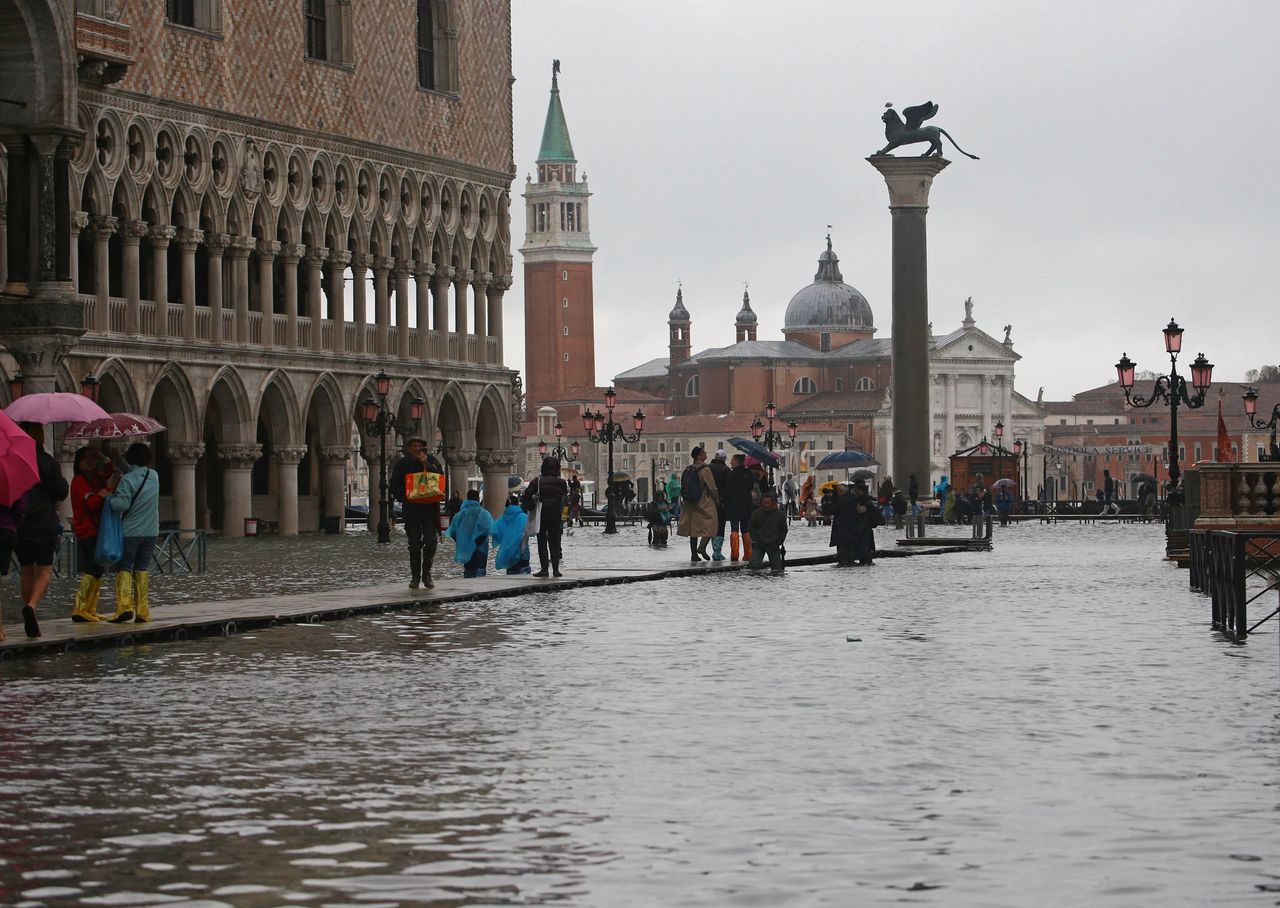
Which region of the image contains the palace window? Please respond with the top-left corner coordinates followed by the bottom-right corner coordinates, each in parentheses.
top-left (164, 0), bottom-right (220, 31)
top-left (563, 325), bottom-right (569, 336)
top-left (835, 378), bottom-right (843, 391)
top-left (562, 270), bottom-right (568, 280)
top-left (416, 0), bottom-right (436, 89)
top-left (305, 0), bottom-right (353, 66)
top-left (304, 0), bottom-right (327, 59)
top-left (855, 376), bottom-right (876, 391)
top-left (793, 376), bottom-right (817, 395)
top-left (562, 297), bottom-right (569, 308)
top-left (685, 376), bottom-right (700, 397)
top-left (1194, 443), bottom-right (1202, 462)
top-left (166, 0), bottom-right (195, 25)
top-left (563, 352), bottom-right (569, 362)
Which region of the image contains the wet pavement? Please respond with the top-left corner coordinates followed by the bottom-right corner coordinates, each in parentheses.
top-left (0, 523), bottom-right (1277, 906)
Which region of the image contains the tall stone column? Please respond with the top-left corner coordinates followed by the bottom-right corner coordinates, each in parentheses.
top-left (319, 445), bottom-right (351, 535)
top-left (867, 156), bottom-right (949, 488)
top-left (121, 220), bottom-right (147, 334)
top-left (372, 256), bottom-right (393, 356)
top-left (280, 243), bottom-right (304, 347)
top-left (56, 442), bottom-right (77, 522)
top-left (177, 228), bottom-right (203, 342)
top-left (69, 211), bottom-right (88, 293)
top-left (476, 450), bottom-right (514, 518)
top-left (432, 267), bottom-right (453, 352)
top-left (349, 253), bottom-right (371, 354)
top-left (414, 262), bottom-right (434, 359)
top-left (204, 233), bottom-right (230, 344)
top-left (257, 239), bottom-right (280, 335)
top-left (328, 250), bottom-right (350, 354)
top-left (453, 268), bottom-right (472, 338)
top-left (217, 443), bottom-right (262, 538)
top-left (943, 373), bottom-right (956, 457)
top-left (395, 259), bottom-right (413, 359)
top-left (488, 276), bottom-right (509, 362)
top-left (444, 448), bottom-right (477, 504)
top-left (361, 446), bottom-right (382, 533)
top-left (272, 445), bottom-right (307, 536)
top-left (1001, 375), bottom-right (1013, 429)
top-left (305, 246), bottom-right (328, 352)
top-left (229, 235), bottom-right (255, 343)
top-left (981, 375), bottom-right (992, 441)
top-left (472, 272), bottom-right (490, 359)
top-left (169, 442), bottom-right (204, 537)
top-left (90, 215), bottom-right (117, 332)
top-left (149, 225), bottom-right (175, 308)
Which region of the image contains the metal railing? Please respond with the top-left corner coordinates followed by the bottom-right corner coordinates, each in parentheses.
top-left (1189, 529), bottom-right (1280, 639)
top-left (15, 531), bottom-right (209, 578)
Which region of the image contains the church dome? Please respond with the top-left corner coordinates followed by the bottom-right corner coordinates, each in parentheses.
top-left (783, 238), bottom-right (874, 333)
top-left (668, 286), bottom-right (690, 322)
top-left (735, 289), bottom-right (757, 325)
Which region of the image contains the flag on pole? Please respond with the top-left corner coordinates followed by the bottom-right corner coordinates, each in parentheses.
top-left (1216, 400), bottom-right (1234, 462)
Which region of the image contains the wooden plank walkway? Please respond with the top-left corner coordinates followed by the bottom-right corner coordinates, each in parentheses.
top-left (0, 541), bottom-right (978, 660)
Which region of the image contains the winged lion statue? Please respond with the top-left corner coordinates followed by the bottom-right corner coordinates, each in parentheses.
top-left (876, 102), bottom-right (979, 159)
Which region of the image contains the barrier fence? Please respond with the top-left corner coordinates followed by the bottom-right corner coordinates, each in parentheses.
top-left (9, 531), bottom-right (209, 579)
top-left (1188, 529), bottom-right (1280, 639)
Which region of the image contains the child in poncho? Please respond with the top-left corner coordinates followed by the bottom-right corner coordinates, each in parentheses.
top-left (445, 490), bottom-right (494, 577)
top-left (491, 497), bottom-right (532, 574)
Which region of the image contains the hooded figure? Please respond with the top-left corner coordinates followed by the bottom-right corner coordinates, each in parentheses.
top-left (522, 456), bottom-right (569, 577)
top-left (491, 502), bottom-right (532, 573)
top-left (445, 490), bottom-right (494, 577)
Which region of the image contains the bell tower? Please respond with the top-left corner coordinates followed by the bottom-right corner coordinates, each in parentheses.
top-left (668, 286), bottom-right (691, 365)
top-left (521, 60), bottom-right (597, 413)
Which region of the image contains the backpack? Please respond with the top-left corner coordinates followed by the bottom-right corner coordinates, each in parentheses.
top-left (681, 465), bottom-right (703, 503)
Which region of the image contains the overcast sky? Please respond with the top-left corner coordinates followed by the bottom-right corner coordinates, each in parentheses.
top-left (505, 1), bottom-right (1280, 402)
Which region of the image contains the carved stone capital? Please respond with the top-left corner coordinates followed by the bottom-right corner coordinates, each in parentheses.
top-left (257, 239), bottom-right (281, 259)
top-left (414, 262), bottom-right (436, 280)
top-left (121, 219), bottom-right (150, 242)
top-left (148, 225), bottom-right (177, 246)
top-left (434, 265), bottom-right (456, 285)
top-left (71, 211), bottom-right (90, 233)
top-left (318, 445), bottom-right (352, 465)
top-left (279, 242), bottom-right (306, 264)
top-left (349, 252), bottom-right (373, 272)
top-left (89, 215), bottom-right (119, 239)
top-left (176, 228), bottom-right (205, 251)
top-left (217, 443), bottom-right (262, 468)
top-left (444, 447), bottom-right (477, 467)
top-left (490, 274), bottom-right (513, 292)
top-left (328, 250), bottom-right (352, 269)
top-left (203, 232), bottom-right (231, 255)
top-left (169, 442), bottom-right (206, 465)
top-left (5, 333), bottom-right (82, 379)
top-left (305, 246), bottom-right (330, 268)
top-left (393, 258), bottom-right (416, 276)
top-left (373, 255), bottom-right (395, 275)
top-left (454, 268), bottom-right (475, 285)
top-left (272, 445), bottom-right (308, 465)
top-left (472, 271), bottom-right (492, 292)
top-left (227, 235), bottom-right (256, 258)
top-left (476, 450), bottom-right (515, 471)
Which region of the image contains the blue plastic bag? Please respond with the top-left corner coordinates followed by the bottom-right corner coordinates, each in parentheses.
top-left (95, 501), bottom-right (124, 567)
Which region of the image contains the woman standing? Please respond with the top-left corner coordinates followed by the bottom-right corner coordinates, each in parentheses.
top-left (676, 446), bottom-right (719, 561)
top-left (70, 447), bottom-right (115, 622)
top-left (104, 443), bottom-right (160, 624)
top-left (522, 456), bottom-right (569, 577)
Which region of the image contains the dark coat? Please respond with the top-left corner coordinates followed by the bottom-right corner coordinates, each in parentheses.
top-left (708, 459), bottom-right (730, 523)
top-left (19, 448), bottom-right (69, 539)
top-left (722, 465), bottom-right (756, 522)
top-left (823, 489), bottom-right (882, 559)
top-left (748, 506), bottom-right (788, 548)
top-left (390, 451), bottom-right (445, 523)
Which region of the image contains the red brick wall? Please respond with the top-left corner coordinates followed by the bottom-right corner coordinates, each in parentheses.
top-left (524, 260), bottom-right (595, 411)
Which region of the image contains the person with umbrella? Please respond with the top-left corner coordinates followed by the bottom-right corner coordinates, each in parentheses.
top-left (676, 446), bottom-right (719, 561)
top-left (70, 446), bottom-right (118, 622)
top-left (995, 483), bottom-right (1014, 526)
top-left (0, 414), bottom-right (45, 641)
top-left (9, 423), bottom-right (70, 637)
top-left (722, 453), bottom-right (756, 562)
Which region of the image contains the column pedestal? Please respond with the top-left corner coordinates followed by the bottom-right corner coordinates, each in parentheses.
top-left (477, 450), bottom-right (514, 518)
top-left (273, 446), bottom-right (307, 536)
top-left (217, 443), bottom-right (262, 538)
top-left (320, 446), bottom-right (351, 535)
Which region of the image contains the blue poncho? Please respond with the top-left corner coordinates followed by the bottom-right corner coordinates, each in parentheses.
top-left (445, 499), bottom-right (494, 564)
top-left (490, 504), bottom-right (530, 570)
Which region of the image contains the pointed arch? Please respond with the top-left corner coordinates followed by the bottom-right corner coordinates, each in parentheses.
top-left (78, 168), bottom-right (109, 216)
top-left (276, 203), bottom-right (299, 244)
top-left (203, 365), bottom-right (253, 442)
top-left (250, 197), bottom-right (274, 241)
top-left (301, 205), bottom-right (324, 247)
top-left (474, 383), bottom-right (509, 452)
top-left (368, 218), bottom-right (390, 257)
top-left (144, 362), bottom-right (200, 444)
top-left (396, 378), bottom-right (432, 436)
top-left (225, 192), bottom-right (250, 237)
top-left (90, 355), bottom-right (141, 414)
top-left (255, 369), bottom-right (303, 447)
top-left (171, 183), bottom-right (199, 229)
top-left (141, 178), bottom-right (168, 226)
top-left (436, 379), bottom-right (471, 451)
top-left (390, 220), bottom-right (410, 261)
top-left (198, 191), bottom-right (226, 233)
top-left (109, 176), bottom-right (139, 220)
top-left (324, 209), bottom-right (345, 251)
top-left (303, 371), bottom-right (350, 447)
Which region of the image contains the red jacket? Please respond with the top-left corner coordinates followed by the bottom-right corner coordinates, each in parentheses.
top-left (71, 472), bottom-right (108, 539)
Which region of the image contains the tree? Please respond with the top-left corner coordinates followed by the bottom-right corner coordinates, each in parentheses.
top-left (1244, 365), bottom-right (1280, 383)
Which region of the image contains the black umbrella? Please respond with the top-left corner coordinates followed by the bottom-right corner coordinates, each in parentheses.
top-left (1130, 473), bottom-right (1157, 487)
top-left (851, 469), bottom-right (877, 481)
top-left (727, 436), bottom-right (782, 467)
top-left (815, 449), bottom-right (879, 469)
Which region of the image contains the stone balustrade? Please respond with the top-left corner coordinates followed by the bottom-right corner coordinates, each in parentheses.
top-left (1195, 462), bottom-right (1280, 527)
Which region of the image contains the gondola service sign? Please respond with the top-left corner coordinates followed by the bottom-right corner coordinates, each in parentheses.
top-left (1043, 444), bottom-right (1155, 456)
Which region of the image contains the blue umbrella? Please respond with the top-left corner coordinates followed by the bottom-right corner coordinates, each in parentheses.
top-left (507, 475), bottom-right (524, 488)
top-left (815, 449), bottom-right (880, 470)
top-left (727, 436), bottom-right (782, 467)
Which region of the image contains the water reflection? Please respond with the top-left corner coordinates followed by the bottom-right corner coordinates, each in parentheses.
top-left (1, 525), bottom-right (1277, 905)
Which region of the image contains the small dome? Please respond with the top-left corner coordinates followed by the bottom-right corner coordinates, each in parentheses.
top-left (735, 289), bottom-right (757, 325)
top-left (783, 237), bottom-right (874, 333)
top-left (668, 286), bottom-right (690, 322)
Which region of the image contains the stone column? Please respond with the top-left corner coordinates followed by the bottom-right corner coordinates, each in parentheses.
top-left (488, 275), bottom-right (509, 362)
top-left (217, 442), bottom-right (262, 538)
top-left (149, 225), bottom-right (176, 308)
top-left (373, 256), bottom-right (393, 356)
top-left (1001, 375), bottom-right (1013, 429)
top-left (943, 373), bottom-right (956, 456)
top-left (319, 445), bottom-right (350, 535)
top-left (327, 250), bottom-right (350, 354)
top-left (414, 262), bottom-right (434, 359)
top-left (473, 272), bottom-right (490, 357)
top-left (453, 267), bottom-right (472, 338)
top-left (169, 442), bottom-right (205, 537)
top-left (432, 266), bottom-right (453, 336)
top-left (350, 253), bottom-right (371, 354)
top-left (305, 246), bottom-right (328, 352)
top-left (272, 445), bottom-right (308, 537)
top-left (867, 155), bottom-right (949, 489)
top-left (228, 235), bottom-right (255, 344)
top-left (476, 450), bottom-right (514, 518)
top-left (204, 233), bottom-right (230, 344)
top-left (981, 375), bottom-right (993, 441)
top-left (280, 243), bottom-right (304, 347)
top-left (257, 239), bottom-right (280, 331)
top-left (56, 442), bottom-right (77, 522)
top-left (120, 219), bottom-right (147, 335)
top-left (444, 447), bottom-right (477, 503)
top-left (395, 259), bottom-right (413, 360)
top-left (70, 211), bottom-right (88, 293)
top-left (177, 228), bottom-right (203, 342)
top-left (90, 215), bottom-right (117, 332)
top-left (361, 445), bottom-right (382, 533)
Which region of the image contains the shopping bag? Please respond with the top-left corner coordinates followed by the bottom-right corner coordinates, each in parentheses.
top-left (95, 503), bottom-right (124, 567)
top-left (525, 500), bottom-right (542, 537)
top-left (406, 470), bottom-right (446, 503)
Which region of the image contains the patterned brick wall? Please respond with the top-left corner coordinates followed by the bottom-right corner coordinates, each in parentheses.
top-left (111, 0), bottom-right (512, 176)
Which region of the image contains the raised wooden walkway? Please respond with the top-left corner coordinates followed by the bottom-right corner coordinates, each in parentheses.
top-left (0, 541), bottom-right (978, 660)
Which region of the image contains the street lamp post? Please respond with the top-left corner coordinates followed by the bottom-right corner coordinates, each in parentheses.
top-left (1012, 438), bottom-right (1031, 506)
top-left (360, 370), bottom-right (425, 545)
top-left (538, 421), bottom-right (580, 464)
top-left (1242, 388), bottom-right (1280, 462)
top-left (1116, 318), bottom-right (1214, 486)
top-left (750, 402), bottom-right (798, 489)
top-left (583, 387), bottom-right (645, 535)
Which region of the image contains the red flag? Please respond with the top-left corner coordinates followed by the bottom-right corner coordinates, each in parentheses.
top-left (1216, 400), bottom-right (1234, 462)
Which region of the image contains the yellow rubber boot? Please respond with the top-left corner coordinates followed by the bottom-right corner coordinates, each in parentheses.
top-left (86, 576), bottom-right (103, 616)
top-left (132, 571), bottom-right (150, 623)
top-left (107, 571), bottom-right (135, 623)
top-left (72, 575), bottom-right (104, 622)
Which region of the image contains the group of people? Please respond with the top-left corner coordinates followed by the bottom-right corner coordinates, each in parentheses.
top-left (674, 446), bottom-right (789, 573)
top-left (0, 425), bottom-right (160, 641)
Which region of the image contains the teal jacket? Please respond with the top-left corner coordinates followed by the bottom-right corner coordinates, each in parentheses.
top-left (109, 466), bottom-right (161, 538)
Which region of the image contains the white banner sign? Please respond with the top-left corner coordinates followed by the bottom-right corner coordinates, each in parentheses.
top-left (1043, 444), bottom-right (1155, 456)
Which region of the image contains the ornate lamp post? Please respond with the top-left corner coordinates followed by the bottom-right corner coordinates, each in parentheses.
top-left (538, 421), bottom-right (580, 463)
top-left (750, 401), bottom-right (798, 488)
top-left (1116, 318), bottom-right (1213, 485)
top-left (360, 370), bottom-right (424, 545)
top-left (1242, 388), bottom-right (1280, 462)
top-left (582, 386), bottom-right (644, 535)
top-left (1012, 437), bottom-right (1031, 503)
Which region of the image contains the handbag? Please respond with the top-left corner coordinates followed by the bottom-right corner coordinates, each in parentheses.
top-left (95, 471), bottom-right (150, 567)
top-left (405, 470), bottom-right (446, 503)
top-left (525, 500), bottom-right (542, 537)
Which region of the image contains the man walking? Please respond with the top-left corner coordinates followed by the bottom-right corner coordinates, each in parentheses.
top-left (390, 436), bottom-right (446, 589)
top-left (1102, 469), bottom-right (1121, 516)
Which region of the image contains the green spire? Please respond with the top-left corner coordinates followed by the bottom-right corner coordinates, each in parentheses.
top-left (537, 59), bottom-right (577, 164)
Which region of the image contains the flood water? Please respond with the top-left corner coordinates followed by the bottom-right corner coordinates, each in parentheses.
top-left (1, 524), bottom-right (1277, 906)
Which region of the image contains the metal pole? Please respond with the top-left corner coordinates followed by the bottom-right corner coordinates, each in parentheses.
top-left (604, 414), bottom-right (617, 534)
top-left (1168, 354), bottom-right (1181, 485)
top-left (377, 404), bottom-right (390, 544)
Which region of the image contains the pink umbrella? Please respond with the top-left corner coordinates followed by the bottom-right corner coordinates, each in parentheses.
top-left (0, 409), bottom-right (40, 508)
top-left (64, 412), bottom-right (166, 441)
top-left (6, 392), bottom-right (111, 424)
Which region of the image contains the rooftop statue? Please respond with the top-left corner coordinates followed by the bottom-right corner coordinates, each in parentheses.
top-left (875, 102), bottom-right (979, 159)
